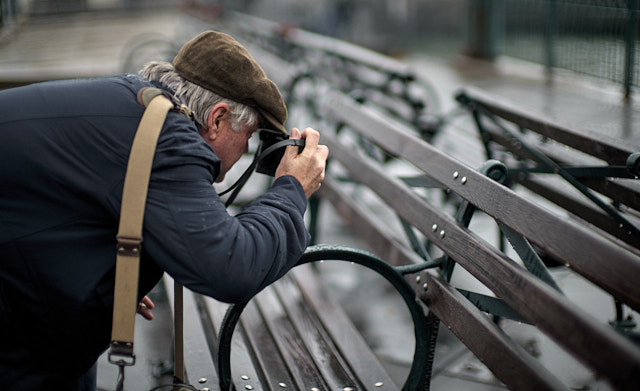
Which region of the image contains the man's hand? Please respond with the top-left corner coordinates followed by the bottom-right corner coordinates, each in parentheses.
top-left (137, 296), bottom-right (155, 321)
top-left (275, 127), bottom-right (329, 198)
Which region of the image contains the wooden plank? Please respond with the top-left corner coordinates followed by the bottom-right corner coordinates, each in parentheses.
top-left (163, 275), bottom-right (220, 390)
top-left (231, 12), bottom-right (413, 77)
top-left (291, 265), bottom-right (400, 391)
top-left (424, 274), bottom-right (567, 391)
top-left (325, 89), bottom-right (640, 313)
top-left (201, 297), bottom-right (266, 391)
top-left (519, 177), bottom-right (640, 249)
top-left (239, 294), bottom-right (299, 390)
top-left (457, 86), bottom-right (639, 165)
top-left (273, 268), bottom-right (378, 390)
top-left (318, 115), bottom-right (640, 388)
top-left (480, 123), bottom-right (640, 213)
top-left (317, 176), bottom-right (425, 268)
top-left (317, 176), bottom-right (447, 304)
top-left (252, 283), bottom-right (329, 390)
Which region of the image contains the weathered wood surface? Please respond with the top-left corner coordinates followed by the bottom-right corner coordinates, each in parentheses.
top-left (325, 89), bottom-right (640, 314)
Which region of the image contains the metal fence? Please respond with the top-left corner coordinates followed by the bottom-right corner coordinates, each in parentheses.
top-left (502, 0), bottom-right (639, 97)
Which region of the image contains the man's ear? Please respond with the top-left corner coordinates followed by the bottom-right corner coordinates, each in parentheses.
top-left (203, 102), bottom-right (230, 141)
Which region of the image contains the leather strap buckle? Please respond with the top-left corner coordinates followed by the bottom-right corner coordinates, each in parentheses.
top-left (108, 341), bottom-right (136, 366)
top-left (116, 236), bottom-right (141, 257)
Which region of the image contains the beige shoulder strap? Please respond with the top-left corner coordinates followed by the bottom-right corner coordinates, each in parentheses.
top-left (108, 91), bottom-right (174, 366)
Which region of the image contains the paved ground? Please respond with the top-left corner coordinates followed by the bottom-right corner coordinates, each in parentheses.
top-left (1, 3), bottom-right (638, 390)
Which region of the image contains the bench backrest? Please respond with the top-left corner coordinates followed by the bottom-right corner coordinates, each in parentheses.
top-left (315, 88), bottom-right (640, 390)
top-left (456, 86), bottom-right (640, 250)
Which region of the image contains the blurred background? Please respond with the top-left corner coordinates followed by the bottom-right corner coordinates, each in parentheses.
top-left (1, 0), bottom-right (639, 96)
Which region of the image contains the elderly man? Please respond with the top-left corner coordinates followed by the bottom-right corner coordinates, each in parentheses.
top-left (0, 31), bottom-right (328, 390)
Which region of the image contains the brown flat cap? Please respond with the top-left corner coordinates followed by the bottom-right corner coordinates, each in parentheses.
top-left (173, 31), bottom-right (287, 133)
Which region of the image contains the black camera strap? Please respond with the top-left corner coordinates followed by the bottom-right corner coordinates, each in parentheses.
top-left (219, 137), bottom-right (305, 207)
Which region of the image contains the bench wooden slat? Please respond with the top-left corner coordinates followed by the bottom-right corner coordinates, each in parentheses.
top-left (325, 89), bottom-right (640, 313)
top-left (520, 176), bottom-right (640, 250)
top-left (240, 296), bottom-right (301, 389)
top-left (291, 265), bottom-right (400, 391)
top-left (253, 284), bottom-right (336, 390)
top-left (318, 113), bottom-right (640, 388)
top-left (317, 176), bottom-right (425, 268)
top-left (457, 86), bottom-right (638, 165)
top-left (202, 297), bottom-right (266, 390)
top-left (211, 265), bottom-right (401, 391)
top-left (273, 271), bottom-right (376, 390)
top-left (478, 122), bottom-right (640, 214)
top-left (424, 274), bottom-right (567, 391)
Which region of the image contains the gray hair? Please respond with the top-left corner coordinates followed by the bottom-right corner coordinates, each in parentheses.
top-left (139, 61), bottom-right (260, 132)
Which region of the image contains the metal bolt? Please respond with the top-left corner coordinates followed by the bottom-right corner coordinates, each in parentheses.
top-left (415, 275), bottom-right (421, 283)
top-left (198, 378), bottom-right (207, 383)
top-left (423, 282), bottom-right (428, 291)
top-left (241, 376), bottom-right (250, 380)
top-left (440, 230), bottom-right (446, 238)
top-left (431, 223), bottom-right (438, 232)
top-left (279, 383), bottom-right (287, 388)
top-left (375, 382), bottom-right (384, 387)
top-left (461, 177), bottom-right (467, 184)
top-left (453, 171), bottom-right (459, 179)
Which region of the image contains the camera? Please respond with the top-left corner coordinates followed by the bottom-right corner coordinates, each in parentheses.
top-left (255, 129), bottom-right (305, 176)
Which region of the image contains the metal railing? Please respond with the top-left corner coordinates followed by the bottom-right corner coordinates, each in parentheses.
top-left (501, 0), bottom-right (639, 97)
top-left (0, 0), bottom-right (20, 28)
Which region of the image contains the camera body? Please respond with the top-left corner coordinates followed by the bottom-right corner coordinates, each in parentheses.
top-left (255, 129), bottom-right (304, 176)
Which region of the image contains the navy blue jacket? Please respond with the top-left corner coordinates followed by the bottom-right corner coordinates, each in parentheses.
top-left (0, 75), bottom-right (310, 389)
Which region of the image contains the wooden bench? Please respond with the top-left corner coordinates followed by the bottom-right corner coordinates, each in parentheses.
top-left (150, 21), bottom-right (640, 391)
top-left (228, 12), bottom-right (441, 142)
top-left (161, 83), bottom-right (640, 390)
top-left (455, 86), bottom-right (640, 254)
top-left (163, 248), bottom-right (431, 391)
top-left (307, 88), bottom-right (640, 390)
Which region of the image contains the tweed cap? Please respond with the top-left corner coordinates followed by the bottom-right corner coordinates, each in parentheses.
top-left (173, 31), bottom-right (287, 133)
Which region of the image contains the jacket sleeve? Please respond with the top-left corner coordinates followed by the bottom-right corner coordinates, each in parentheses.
top-left (124, 116), bottom-right (310, 303)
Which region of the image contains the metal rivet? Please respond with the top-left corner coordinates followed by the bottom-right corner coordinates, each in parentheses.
top-left (198, 378), bottom-right (207, 383)
top-left (453, 171), bottom-right (459, 179)
top-left (241, 375), bottom-right (250, 380)
top-left (461, 177), bottom-right (467, 184)
top-left (431, 223), bottom-right (438, 232)
top-left (279, 383), bottom-right (287, 388)
top-left (423, 282), bottom-right (428, 290)
top-left (202, 388), bottom-right (210, 391)
top-left (118, 247), bottom-right (125, 252)
top-left (375, 382), bottom-right (384, 387)
top-left (415, 275), bottom-right (421, 283)
top-left (245, 386), bottom-right (254, 390)
top-left (343, 388), bottom-right (354, 391)
top-left (311, 388), bottom-right (320, 391)
top-left (132, 247), bottom-right (138, 253)
top-left (440, 230), bottom-right (446, 238)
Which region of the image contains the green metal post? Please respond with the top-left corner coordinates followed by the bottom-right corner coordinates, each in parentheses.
top-left (543, 0), bottom-right (557, 82)
top-left (624, 0), bottom-right (638, 99)
top-left (466, 0), bottom-right (504, 59)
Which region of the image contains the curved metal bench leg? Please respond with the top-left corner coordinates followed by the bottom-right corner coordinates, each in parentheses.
top-left (217, 245), bottom-right (432, 391)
